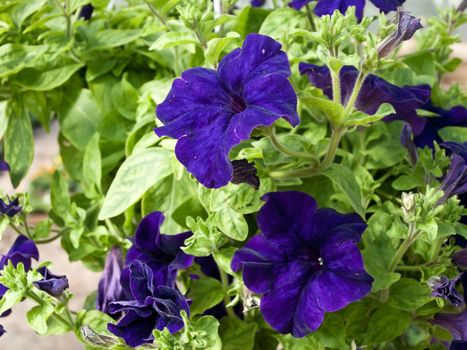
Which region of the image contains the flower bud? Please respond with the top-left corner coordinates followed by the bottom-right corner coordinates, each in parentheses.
top-left (34, 267), bottom-right (69, 297)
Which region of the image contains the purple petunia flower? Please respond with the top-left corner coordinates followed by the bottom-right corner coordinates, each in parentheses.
top-left (155, 34), bottom-right (299, 188)
top-left (108, 260), bottom-right (189, 347)
top-left (0, 197), bottom-right (22, 218)
top-left (0, 235), bottom-right (39, 297)
top-left (437, 154), bottom-right (467, 206)
top-left (299, 64), bottom-right (431, 132)
top-left (0, 324), bottom-right (5, 337)
top-left (97, 247), bottom-right (125, 315)
top-left (428, 275), bottom-right (464, 308)
top-left (432, 310), bottom-right (467, 342)
top-left (79, 4), bottom-right (94, 20)
top-left (33, 267), bottom-right (69, 297)
top-left (413, 105), bottom-right (467, 149)
top-left (232, 191), bottom-right (372, 337)
top-left (289, 0), bottom-right (405, 20)
top-left (122, 212), bottom-right (193, 291)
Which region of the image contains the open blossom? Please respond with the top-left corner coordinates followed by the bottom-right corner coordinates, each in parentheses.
top-left (289, 0), bottom-right (405, 20)
top-left (232, 191), bottom-right (372, 337)
top-left (34, 267), bottom-right (69, 297)
top-left (108, 260), bottom-right (189, 347)
top-left (413, 105), bottom-right (467, 148)
top-left (155, 34), bottom-right (299, 188)
top-left (97, 247), bottom-right (125, 315)
top-left (121, 211), bottom-right (193, 291)
top-left (299, 64), bottom-right (430, 131)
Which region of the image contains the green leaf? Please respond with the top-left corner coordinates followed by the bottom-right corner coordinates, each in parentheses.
top-left (219, 318), bottom-right (257, 350)
top-left (188, 277), bottom-right (225, 316)
top-left (51, 171), bottom-right (71, 221)
top-left (259, 8), bottom-right (306, 39)
top-left (205, 33), bottom-right (240, 66)
top-left (345, 103), bottom-right (396, 127)
top-left (33, 219), bottom-right (53, 240)
top-left (86, 29), bottom-right (141, 50)
top-left (364, 306), bottom-right (411, 343)
top-left (82, 133), bottom-right (102, 199)
top-left (300, 95), bottom-right (345, 126)
top-left (0, 44), bottom-right (48, 78)
top-left (4, 103), bottom-right (34, 187)
top-left (213, 247), bottom-right (237, 275)
top-left (99, 148), bottom-right (172, 219)
top-left (0, 101), bottom-right (8, 140)
top-left (11, 0), bottom-right (47, 28)
top-left (310, 313), bottom-right (347, 349)
top-left (322, 164), bottom-right (365, 217)
top-left (59, 89), bottom-right (102, 151)
top-left (190, 315), bottom-right (222, 350)
top-left (149, 31), bottom-right (199, 50)
top-left (387, 278), bottom-right (432, 311)
top-left (0, 289), bottom-right (24, 315)
top-left (27, 303), bottom-right (55, 335)
top-left (12, 62), bottom-right (83, 91)
top-left (215, 207), bottom-right (248, 241)
top-left (111, 76), bottom-right (139, 120)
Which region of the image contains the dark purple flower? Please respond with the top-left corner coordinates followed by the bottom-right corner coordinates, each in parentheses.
top-left (443, 142), bottom-right (467, 162)
top-left (97, 247), bottom-right (125, 315)
top-left (0, 324), bottom-right (5, 337)
top-left (0, 197), bottom-right (22, 218)
top-left (428, 275), bottom-right (464, 308)
top-left (378, 10), bottom-right (423, 58)
top-left (231, 191), bottom-right (372, 337)
top-left (108, 261), bottom-right (189, 347)
top-left (122, 212), bottom-right (193, 291)
top-left (437, 154), bottom-right (467, 205)
top-left (0, 235), bottom-right (39, 297)
top-left (33, 267), bottom-right (69, 297)
top-left (453, 249), bottom-right (467, 270)
top-left (79, 4), bottom-right (93, 20)
top-left (401, 123), bottom-right (418, 166)
top-left (413, 105), bottom-right (467, 148)
top-left (155, 34), bottom-right (299, 188)
top-left (299, 64), bottom-right (431, 132)
top-left (0, 160), bottom-right (9, 172)
top-left (289, 0), bottom-right (404, 18)
top-left (231, 159), bottom-right (260, 190)
top-left (251, 0), bottom-right (266, 6)
top-left (433, 310), bottom-right (467, 342)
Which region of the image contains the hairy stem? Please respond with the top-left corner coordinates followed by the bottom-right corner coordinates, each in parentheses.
top-left (320, 127), bottom-right (345, 170)
top-left (344, 71), bottom-right (366, 115)
top-left (219, 269), bottom-right (239, 320)
top-left (267, 126), bottom-right (316, 160)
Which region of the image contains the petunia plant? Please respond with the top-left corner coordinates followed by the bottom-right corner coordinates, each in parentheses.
top-left (0, 0), bottom-right (467, 349)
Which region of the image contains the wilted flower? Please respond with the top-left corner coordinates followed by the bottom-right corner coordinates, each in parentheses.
top-left (437, 154), bottom-right (467, 206)
top-left (428, 275), bottom-right (464, 308)
top-left (378, 10), bottom-right (423, 58)
top-left (108, 260), bottom-right (189, 347)
top-left (0, 197), bottom-right (22, 218)
top-left (122, 211), bottom-right (193, 290)
top-left (400, 124), bottom-right (418, 166)
top-left (231, 159), bottom-right (260, 190)
top-left (299, 64), bottom-right (430, 131)
top-left (289, 0), bottom-right (405, 19)
top-left (34, 267), bottom-right (69, 297)
top-left (232, 191), bottom-right (372, 337)
top-left (97, 247), bottom-right (124, 315)
top-left (155, 34), bottom-right (299, 188)
top-left (79, 4), bottom-right (94, 20)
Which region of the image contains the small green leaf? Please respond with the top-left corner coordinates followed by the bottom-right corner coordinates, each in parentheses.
top-left (150, 31), bottom-right (199, 50)
top-left (219, 318), bottom-right (257, 350)
top-left (215, 207), bottom-right (248, 241)
top-left (364, 306), bottom-right (411, 343)
top-left (11, 0), bottom-right (47, 28)
top-left (82, 133), bottom-right (102, 199)
top-left (189, 277), bottom-right (225, 316)
top-left (322, 164), bottom-right (365, 217)
top-left (345, 103), bottom-right (396, 127)
top-left (0, 44), bottom-right (48, 78)
top-left (99, 148), bottom-right (172, 219)
top-left (27, 303), bottom-right (55, 334)
top-left (51, 171), bottom-right (70, 221)
top-left (205, 33), bottom-right (240, 66)
top-left (387, 278), bottom-right (432, 311)
top-left (4, 103), bottom-right (34, 187)
top-left (86, 29), bottom-right (141, 50)
top-left (300, 95), bottom-right (345, 126)
top-left (111, 76), bottom-right (139, 120)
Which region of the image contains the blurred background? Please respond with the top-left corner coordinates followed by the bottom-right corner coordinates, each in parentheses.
top-left (0, 0), bottom-right (466, 349)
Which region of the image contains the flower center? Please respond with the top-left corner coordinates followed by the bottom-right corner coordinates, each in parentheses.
top-left (297, 246), bottom-right (324, 270)
top-left (230, 94), bottom-right (246, 113)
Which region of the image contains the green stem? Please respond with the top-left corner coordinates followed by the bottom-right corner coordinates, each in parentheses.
top-left (26, 291), bottom-right (74, 329)
top-left (269, 166), bottom-right (319, 179)
top-left (344, 71), bottom-right (366, 115)
top-left (144, 0), bottom-right (167, 24)
top-left (268, 126), bottom-right (316, 160)
top-left (305, 4), bottom-right (317, 31)
top-left (36, 231), bottom-right (64, 244)
top-left (320, 127), bottom-right (345, 170)
top-left (219, 269), bottom-right (239, 319)
top-left (330, 69), bottom-right (341, 104)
